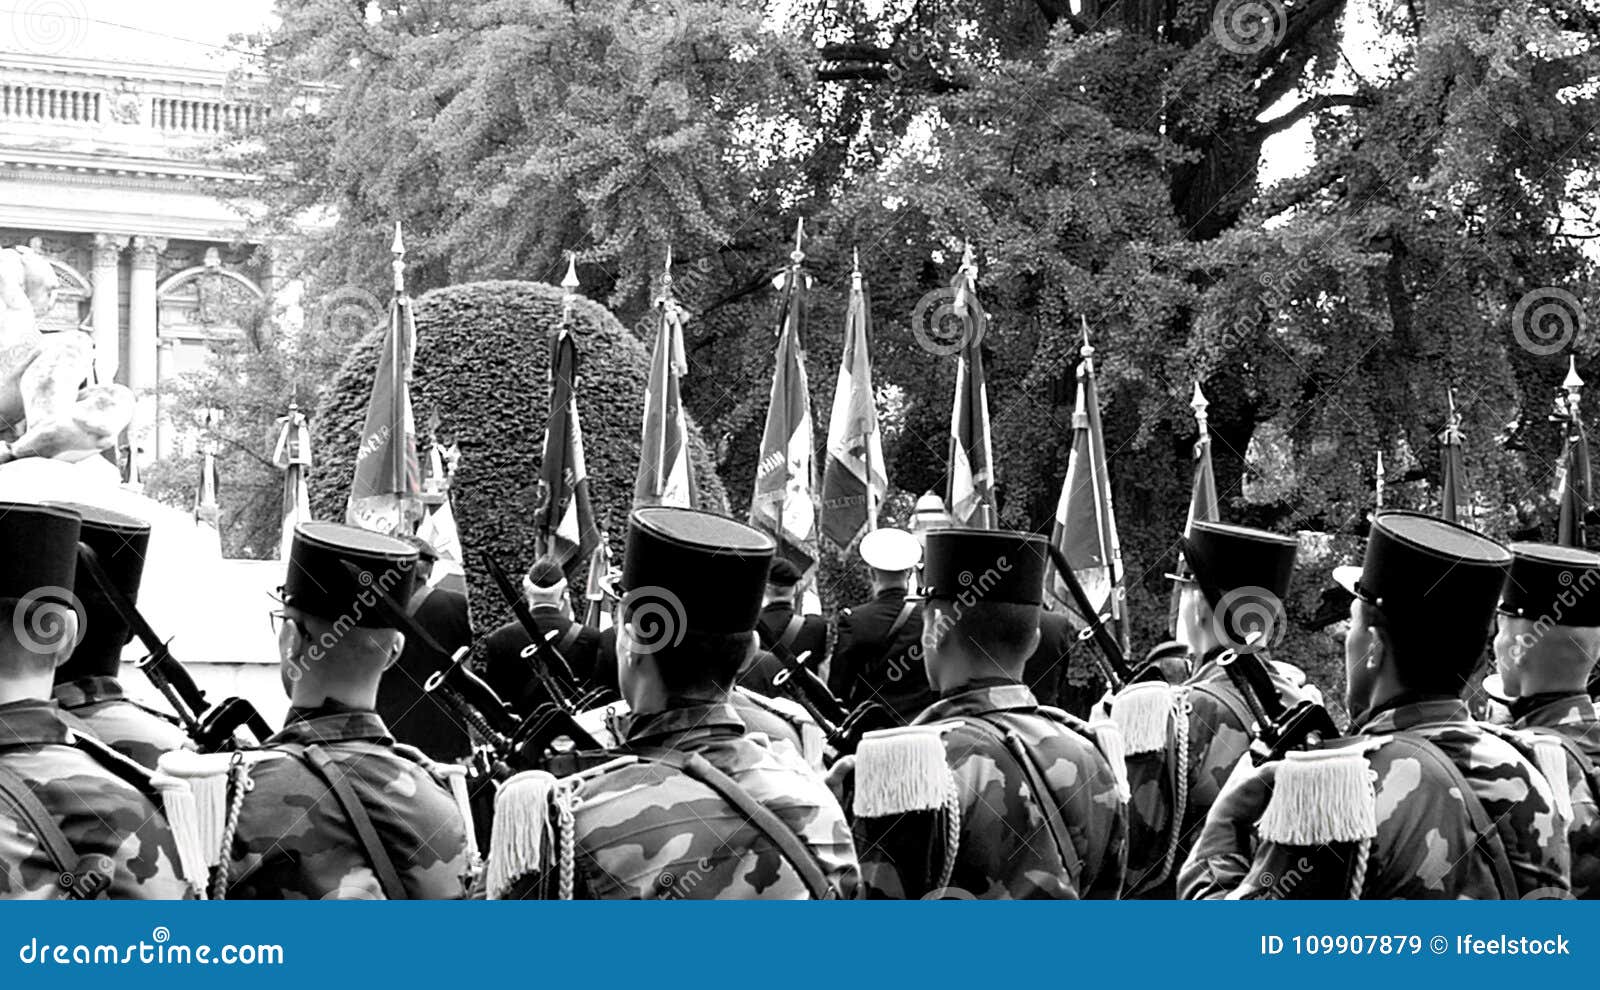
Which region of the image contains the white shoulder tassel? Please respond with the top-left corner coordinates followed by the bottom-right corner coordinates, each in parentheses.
top-left (1258, 748), bottom-right (1377, 846)
top-left (150, 773), bottom-right (206, 899)
top-left (155, 750), bottom-right (236, 892)
top-left (1087, 718), bottom-right (1131, 803)
top-left (853, 726), bottom-right (951, 819)
top-left (487, 770), bottom-right (558, 899)
top-left (1109, 681), bottom-right (1176, 756)
top-left (1533, 737), bottom-right (1575, 822)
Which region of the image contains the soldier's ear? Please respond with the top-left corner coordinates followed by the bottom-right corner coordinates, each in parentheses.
top-left (1366, 620), bottom-right (1393, 671)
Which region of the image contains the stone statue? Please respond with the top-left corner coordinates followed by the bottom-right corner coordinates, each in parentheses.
top-left (0, 246), bottom-right (133, 462)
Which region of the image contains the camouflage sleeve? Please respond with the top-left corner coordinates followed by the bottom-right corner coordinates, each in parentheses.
top-left (1566, 759), bottom-right (1600, 899)
top-left (1082, 768), bottom-right (1128, 900)
top-left (1183, 688), bottom-right (1253, 828)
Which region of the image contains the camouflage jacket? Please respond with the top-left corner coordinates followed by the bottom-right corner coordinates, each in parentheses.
top-left (0, 700), bottom-right (191, 899)
top-left (505, 698), bottom-right (859, 899)
top-left (1116, 652), bottom-right (1298, 898)
top-left (52, 675), bottom-right (191, 771)
top-left (851, 681), bottom-right (1127, 900)
top-left (1179, 698), bottom-right (1571, 899)
top-left (225, 705), bottom-right (471, 900)
top-left (1512, 692), bottom-right (1600, 899)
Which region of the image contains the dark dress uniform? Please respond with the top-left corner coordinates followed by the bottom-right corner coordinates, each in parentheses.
top-left (377, 580), bottom-right (472, 761)
top-left (830, 587), bottom-right (933, 722)
top-left (1021, 609), bottom-right (1076, 710)
top-left (482, 606), bottom-right (603, 717)
top-left (756, 601), bottom-right (828, 666)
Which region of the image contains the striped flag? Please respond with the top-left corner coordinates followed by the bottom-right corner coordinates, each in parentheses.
top-left (346, 224), bottom-right (423, 535)
top-left (273, 401), bottom-right (312, 561)
top-left (946, 245), bottom-right (996, 528)
top-left (1556, 357), bottom-right (1590, 547)
top-left (820, 249), bottom-right (887, 548)
top-left (1050, 319), bottom-right (1127, 652)
top-left (1168, 381), bottom-right (1218, 633)
top-left (750, 221), bottom-right (817, 569)
top-left (634, 249), bottom-right (694, 509)
top-left (1439, 388), bottom-right (1469, 525)
top-left (540, 256), bottom-right (601, 570)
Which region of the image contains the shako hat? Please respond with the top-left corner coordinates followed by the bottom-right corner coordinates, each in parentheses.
top-left (281, 522), bottom-right (418, 628)
top-left (0, 501), bottom-right (81, 604)
top-left (917, 528), bottom-right (1049, 606)
top-left (1179, 521), bottom-right (1298, 608)
top-left (620, 508), bottom-right (775, 635)
top-left (48, 502), bottom-right (150, 665)
top-left (1498, 542), bottom-right (1600, 628)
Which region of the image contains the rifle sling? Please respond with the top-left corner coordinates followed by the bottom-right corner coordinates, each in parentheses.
top-left (1387, 731), bottom-right (1518, 900)
top-left (555, 623), bottom-right (584, 659)
top-left (0, 763), bottom-right (104, 899)
top-left (281, 743), bottom-right (407, 900)
top-left (962, 715), bottom-right (1082, 889)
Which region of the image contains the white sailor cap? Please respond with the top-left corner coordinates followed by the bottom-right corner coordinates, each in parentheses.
top-left (860, 527), bottom-right (921, 572)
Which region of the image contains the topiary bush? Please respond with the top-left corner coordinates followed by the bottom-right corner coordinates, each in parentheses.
top-left (310, 280), bottom-right (729, 631)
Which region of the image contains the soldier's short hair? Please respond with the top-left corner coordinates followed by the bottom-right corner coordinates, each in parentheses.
top-left (1361, 599), bottom-right (1480, 694)
top-left (928, 600), bottom-right (1040, 667)
top-left (526, 556), bottom-right (567, 589)
top-left (649, 630), bottom-right (754, 694)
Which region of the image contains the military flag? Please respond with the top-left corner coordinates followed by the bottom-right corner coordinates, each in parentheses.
top-left (1168, 381), bottom-right (1219, 633)
top-left (346, 223), bottom-right (423, 535)
top-left (634, 248), bottom-right (694, 509)
top-left (820, 248), bottom-right (887, 548)
top-left (539, 255), bottom-right (601, 570)
top-left (273, 400), bottom-right (312, 561)
top-left (749, 221), bottom-right (817, 570)
top-left (1439, 387), bottom-right (1469, 525)
top-left (945, 244), bottom-right (996, 528)
top-left (1556, 357), bottom-right (1591, 548)
top-left (583, 535), bottom-right (612, 630)
top-left (1050, 320), bottom-right (1127, 652)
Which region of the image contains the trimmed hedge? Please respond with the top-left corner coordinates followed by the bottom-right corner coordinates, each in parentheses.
top-left (309, 280), bottom-right (729, 631)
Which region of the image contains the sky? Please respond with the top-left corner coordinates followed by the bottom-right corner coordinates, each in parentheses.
top-left (0, 0), bottom-right (275, 70)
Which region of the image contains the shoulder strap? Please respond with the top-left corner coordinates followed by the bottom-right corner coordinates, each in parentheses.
top-left (0, 763), bottom-right (106, 899)
top-left (1387, 731), bottom-right (1518, 899)
top-left (637, 747), bottom-right (834, 899)
top-left (68, 731), bottom-right (163, 803)
top-left (960, 714), bottom-right (1083, 888)
top-left (556, 622), bottom-right (584, 657)
top-left (280, 743), bottom-right (408, 900)
top-left (1187, 679), bottom-right (1254, 735)
top-left (886, 599), bottom-right (917, 639)
top-left (776, 615), bottom-right (805, 656)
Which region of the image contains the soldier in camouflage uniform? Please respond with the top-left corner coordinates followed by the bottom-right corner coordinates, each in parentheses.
top-left (223, 523), bottom-right (471, 900)
top-left (1493, 542), bottom-right (1600, 898)
top-left (0, 502), bottom-right (190, 899)
top-left (1181, 511), bottom-right (1570, 899)
top-left (1106, 521), bottom-right (1302, 898)
top-left (487, 508), bottom-right (858, 900)
top-left (48, 503), bottom-right (189, 770)
top-left (838, 528), bottom-right (1127, 900)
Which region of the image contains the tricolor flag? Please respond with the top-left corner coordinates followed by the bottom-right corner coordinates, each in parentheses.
top-left (1168, 381), bottom-right (1218, 633)
top-left (945, 244), bottom-right (996, 528)
top-left (820, 249), bottom-right (887, 548)
top-left (1556, 357), bottom-right (1591, 548)
top-left (539, 256), bottom-right (601, 570)
top-left (1439, 388), bottom-right (1468, 525)
top-left (634, 249), bottom-right (695, 508)
top-left (346, 223), bottom-right (423, 535)
top-left (1050, 319), bottom-right (1127, 652)
top-left (749, 220), bottom-right (817, 569)
top-left (273, 401), bottom-right (312, 561)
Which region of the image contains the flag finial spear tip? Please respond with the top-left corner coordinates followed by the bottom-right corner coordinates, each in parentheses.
top-left (1190, 380), bottom-right (1208, 413)
top-left (1566, 354), bottom-right (1584, 391)
top-left (790, 219), bottom-right (805, 265)
top-left (562, 252), bottom-right (580, 291)
top-left (1079, 315), bottom-right (1094, 358)
top-left (853, 246), bottom-right (860, 275)
top-left (391, 222), bottom-right (404, 256)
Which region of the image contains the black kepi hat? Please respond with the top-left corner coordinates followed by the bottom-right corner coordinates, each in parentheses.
top-left (1498, 542), bottom-right (1600, 628)
top-left (917, 528), bottom-right (1049, 606)
top-left (48, 501), bottom-right (149, 657)
top-left (621, 508), bottom-right (775, 635)
top-left (0, 501), bottom-right (81, 604)
top-left (281, 522), bottom-right (417, 628)
top-left (1179, 521), bottom-right (1298, 608)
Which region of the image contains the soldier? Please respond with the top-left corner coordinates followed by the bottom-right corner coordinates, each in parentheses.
top-left (755, 558), bottom-right (828, 672)
top-left (220, 523), bottom-right (471, 899)
top-left (830, 527), bottom-right (932, 722)
top-left (1105, 520), bottom-right (1302, 898)
top-left (483, 554), bottom-right (603, 717)
top-left (486, 507), bottom-right (858, 899)
top-left (0, 501), bottom-right (190, 899)
top-left (376, 534), bottom-right (472, 762)
top-left (46, 502), bottom-right (189, 770)
top-left (1492, 542), bottom-right (1600, 898)
top-left (838, 528), bottom-right (1128, 899)
top-left (1181, 511), bottom-right (1571, 899)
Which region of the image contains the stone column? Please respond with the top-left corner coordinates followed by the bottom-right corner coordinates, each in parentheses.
top-left (126, 236), bottom-right (165, 463)
top-left (90, 233), bottom-right (125, 384)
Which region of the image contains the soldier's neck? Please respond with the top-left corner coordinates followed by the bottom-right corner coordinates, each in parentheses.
top-left (289, 679), bottom-right (380, 711)
top-left (0, 670), bottom-right (54, 707)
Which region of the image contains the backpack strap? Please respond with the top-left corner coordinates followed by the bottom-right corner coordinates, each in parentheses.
top-left (959, 714), bottom-right (1083, 890)
top-left (1386, 731), bottom-right (1518, 899)
top-left (634, 746), bottom-right (835, 899)
top-left (0, 763), bottom-right (108, 899)
top-left (278, 742), bottom-right (407, 900)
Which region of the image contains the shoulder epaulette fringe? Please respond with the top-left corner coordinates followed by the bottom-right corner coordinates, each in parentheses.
top-left (853, 725), bottom-right (950, 819)
top-left (1109, 681), bottom-right (1177, 756)
top-left (1258, 746), bottom-right (1377, 846)
top-left (488, 770), bottom-right (556, 899)
top-left (433, 762), bottom-right (480, 865)
top-left (156, 750), bottom-right (255, 898)
top-left (1087, 718), bottom-right (1131, 802)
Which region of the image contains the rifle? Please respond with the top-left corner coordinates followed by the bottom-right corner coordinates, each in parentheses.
top-left (75, 544), bottom-right (274, 751)
top-left (771, 652), bottom-right (899, 757)
top-left (1044, 545), bottom-right (1131, 691)
top-left (481, 552), bottom-right (605, 712)
top-left (1216, 638), bottom-right (1340, 764)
